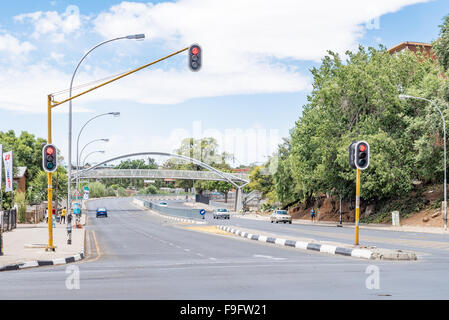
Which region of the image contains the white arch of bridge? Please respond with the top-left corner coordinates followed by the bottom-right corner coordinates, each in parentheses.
top-left (74, 151), bottom-right (250, 189)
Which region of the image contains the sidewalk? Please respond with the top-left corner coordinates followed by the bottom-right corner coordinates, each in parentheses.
top-left (0, 215), bottom-right (86, 270)
top-left (232, 213), bottom-right (449, 235)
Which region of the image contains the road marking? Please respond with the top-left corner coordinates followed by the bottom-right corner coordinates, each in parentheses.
top-left (184, 249), bottom-right (191, 252)
top-left (253, 254), bottom-right (286, 261)
top-left (89, 230), bottom-right (102, 263)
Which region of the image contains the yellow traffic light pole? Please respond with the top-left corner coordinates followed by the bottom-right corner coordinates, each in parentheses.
top-left (46, 46), bottom-right (189, 250)
top-left (355, 168), bottom-right (361, 245)
top-left (46, 95), bottom-right (55, 251)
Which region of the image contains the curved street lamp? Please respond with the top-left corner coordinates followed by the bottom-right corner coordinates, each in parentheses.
top-left (77, 138), bottom-right (109, 185)
top-left (67, 34), bottom-right (145, 221)
top-left (75, 111), bottom-right (120, 192)
top-left (83, 150), bottom-right (106, 168)
top-left (399, 94), bottom-right (447, 230)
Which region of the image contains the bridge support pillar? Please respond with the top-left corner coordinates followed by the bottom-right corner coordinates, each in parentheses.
top-left (235, 186), bottom-right (243, 213)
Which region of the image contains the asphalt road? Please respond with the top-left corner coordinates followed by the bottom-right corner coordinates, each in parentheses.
top-left (1, 197), bottom-right (449, 299)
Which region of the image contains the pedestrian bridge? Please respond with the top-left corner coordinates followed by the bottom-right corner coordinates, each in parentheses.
top-left (76, 168), bottom-right (249, 184)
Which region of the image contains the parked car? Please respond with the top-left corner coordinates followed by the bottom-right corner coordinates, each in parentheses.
top-left (96, 208), bottom-right (108, 218)
top-left (213, 208), bottom-right (230, 219)
top-left (159, 201), bottom-right (168, 207)
top-left (270, 210), bottom-right (292, 224)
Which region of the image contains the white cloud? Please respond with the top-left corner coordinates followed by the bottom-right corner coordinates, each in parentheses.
top-left (94, 0), bottom-right (430, 62)
top-left (0, 0), bottom-right (431, 114)
top-left (0, 33), bottom-right (35, 54)
top-left (88, 0), bottom-right (430, 104)
top-left (14, 7), bottom-right (83, 42)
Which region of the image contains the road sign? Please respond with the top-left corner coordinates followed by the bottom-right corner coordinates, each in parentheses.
top-left (200, 209), bottom-right (206, 215)
top-left (72, 190), bottom-right (82, 200)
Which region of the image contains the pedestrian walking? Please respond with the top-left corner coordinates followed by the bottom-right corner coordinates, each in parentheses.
top-left (60, 207), bottom-right (67, 224)
top-left (311, 207), bottom-right (316, 222)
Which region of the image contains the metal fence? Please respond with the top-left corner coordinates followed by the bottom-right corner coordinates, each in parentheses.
top-left (138, 198), bottom-right (205, 220)
top-left (1, 209), bottom-right (17, 232)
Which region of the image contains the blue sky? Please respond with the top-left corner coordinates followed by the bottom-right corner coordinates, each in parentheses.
top-left (0, 0), bottom-right (448, 167)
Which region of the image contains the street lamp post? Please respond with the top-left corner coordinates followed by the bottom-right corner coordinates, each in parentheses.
top-left (77, 138), bottom-right (109, 187)
top-left (76, 114), bottom-right (118, 192)
top-left (399, 94), bottom-right (447, 230)
top-left (67, 34), bottom-right (144, 226)
top-left (82, 150), bottom-right (105, 168)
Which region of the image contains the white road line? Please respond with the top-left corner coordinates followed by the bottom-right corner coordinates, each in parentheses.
top-left (253, 254), bottom-right (286, 261)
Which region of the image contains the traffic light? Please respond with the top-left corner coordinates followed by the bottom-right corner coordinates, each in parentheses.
top-left (354, 141), bottom-right (369, 170)
top-left (43, 144), bottom-right (57, 172)
top-left (348, 142), bottom-right (357, 170)
top-left (188, 44), bottom-right (202, 71)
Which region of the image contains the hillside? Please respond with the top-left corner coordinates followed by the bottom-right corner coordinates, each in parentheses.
top-left (287, 183), bottom-right (446, 227)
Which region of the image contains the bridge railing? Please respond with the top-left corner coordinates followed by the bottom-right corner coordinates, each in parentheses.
top-left (136, 197), bottom-right (205, 220)
top-left (75, 168), bottom-right (249, 182)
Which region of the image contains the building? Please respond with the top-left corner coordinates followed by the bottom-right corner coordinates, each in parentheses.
top-left (387, 41), bottom-right (436, 60)
top-left (13, 166), bottom-right (28, 193)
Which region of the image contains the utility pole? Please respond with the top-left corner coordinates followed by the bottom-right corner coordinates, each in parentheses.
top-left (355, 169), bottom-right (360, 245)
top-left (349, 141), bottom-right (370, 245)
top-left (337, 195), bottom-right (343, 227)
top-left (0, 144), bottom-right (3, 256)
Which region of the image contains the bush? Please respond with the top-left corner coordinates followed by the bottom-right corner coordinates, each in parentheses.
top-left (145, 185), bottom-right (158, 195)
top-left (117, 187), bottom-right (127, 197)
top-left (15, 191), bottom-right (27, 223)
top-left (89, 182), bottom-right (107, 198)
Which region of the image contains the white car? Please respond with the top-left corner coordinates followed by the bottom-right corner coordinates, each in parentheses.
top-left (213, 208), bottom-right (230, 219)
top-left (159, 201), bottom-right (168, 207)
top-left (270, 210), bottom-right (292, 224)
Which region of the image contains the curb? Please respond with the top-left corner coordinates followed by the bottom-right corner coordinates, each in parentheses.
top-left (0, 249), bottom-right (85, 272)
top-left (132, 198), bottom-right (207, 225)
top-left (217, 226), bottom-right (417, 261)
top-left (0, 216), bottom-right (88, 273)
top-left (160, 214), bottom-right (207, 225)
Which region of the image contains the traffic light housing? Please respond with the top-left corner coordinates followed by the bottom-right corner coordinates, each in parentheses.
top-left (354, 141), bottom-right (369, 170)
top-left (348, 142), bottom-right (357, 170)
top-left (188, 44), bottom-right (202, 71)
top-left (43, 144), bottom-right (57, 172)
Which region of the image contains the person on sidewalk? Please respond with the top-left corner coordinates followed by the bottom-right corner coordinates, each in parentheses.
top-left (311, 208), bottom-right (316, 222)
top-left (60, 207), bottom-right (67, 224)
top-left (45, 208), bottom-right (48, 223)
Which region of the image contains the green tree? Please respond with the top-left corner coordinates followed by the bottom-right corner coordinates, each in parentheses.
top-left (433, 14), bottom-right (449, 71)
top-left (272, 44), bottom-right (448, 207)
top-left (30, 167), bottom-right (68, 204)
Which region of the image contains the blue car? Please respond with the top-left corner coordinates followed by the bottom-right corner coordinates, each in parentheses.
top-left (96, 208), bottom-right (108, 218)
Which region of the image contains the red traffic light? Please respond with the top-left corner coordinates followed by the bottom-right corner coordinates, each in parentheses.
top-left (192, 47), bottom-right (199, 55)
top-left (359, 144), bottom-right (367, 152)
top-left (46, 147), bottom-right (55, 155)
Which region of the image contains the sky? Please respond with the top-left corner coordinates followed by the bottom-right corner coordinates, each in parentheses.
top-left (0, 0), bottom-right (448, 168)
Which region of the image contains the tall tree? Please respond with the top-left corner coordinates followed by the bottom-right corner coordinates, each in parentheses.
top-left (433, 14), bottom-right (449, 71)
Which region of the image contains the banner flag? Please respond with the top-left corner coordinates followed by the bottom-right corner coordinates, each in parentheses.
top-left (0, 144), bottom-right (2, 192)
top-left (3, 151), bottom-right (13, 192)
